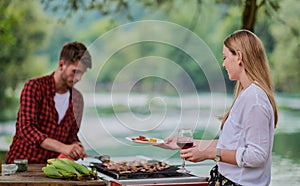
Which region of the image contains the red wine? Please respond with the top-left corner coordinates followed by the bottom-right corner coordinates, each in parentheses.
top-left (177, 142), bottom-right (193, 149)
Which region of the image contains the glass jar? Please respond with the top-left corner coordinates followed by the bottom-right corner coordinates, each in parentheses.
top-left (14, 159), bottom-right (28, 172)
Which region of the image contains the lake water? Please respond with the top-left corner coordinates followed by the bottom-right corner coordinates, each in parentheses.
top-left (0, 93), bottom-right (299, 185)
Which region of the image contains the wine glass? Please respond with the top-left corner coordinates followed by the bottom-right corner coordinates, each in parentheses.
top-left (176, 128), bottom-right (194, 173)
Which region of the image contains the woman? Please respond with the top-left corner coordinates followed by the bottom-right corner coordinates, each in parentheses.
top-left (158, 30), bottom-right (278, 186)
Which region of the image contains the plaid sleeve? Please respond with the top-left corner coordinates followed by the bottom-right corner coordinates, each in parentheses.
top-left (18, 80), bottom-right (47, 146)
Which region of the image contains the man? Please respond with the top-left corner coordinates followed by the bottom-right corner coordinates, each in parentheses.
top-left (6, 41), bottom-right (92, 163)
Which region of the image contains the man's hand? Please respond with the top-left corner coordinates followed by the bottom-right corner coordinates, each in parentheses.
top-left (41, 138), bottom-right (87, 160)
top-left (62, 142), bottom-right (87, 160)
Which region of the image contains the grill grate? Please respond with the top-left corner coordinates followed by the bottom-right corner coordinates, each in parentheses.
top-left (91, 162), bottom-right (198, 180)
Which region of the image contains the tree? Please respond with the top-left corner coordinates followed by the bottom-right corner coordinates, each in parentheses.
top-left (41, 0), bottom-right (280, 32)
top-left (40, 0), bottom-right (299, 94)
top-left (0, 0), bottom-right (48, 120)
top-left (241, 0), bottom-right (279, 31)
top-left (39, 0), bottom-right (281, 92)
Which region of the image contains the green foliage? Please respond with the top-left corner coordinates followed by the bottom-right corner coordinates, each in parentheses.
top-left (270, 0), bottom-right (300, 93)
top-left (75, 17), bottom-right (118, 44)
top-left (38, 0), bottom-right (300, 91)
top-left (40, 0), bottom-right (300, 95)
top-left (1, 0), bottom-right (299, 122)
top-left (0, 1), bottom-right (49, 121)
top-left (65, 0), bottom-right (232, 93)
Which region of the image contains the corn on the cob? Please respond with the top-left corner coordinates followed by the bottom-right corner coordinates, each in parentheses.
top-left (42, 158), bottom-right (98, 180)
top-left (47, 158), bottom-right (56, 164)
top-left (50, 158), bottom-right (82, 180)
top-left (56, 168), bottom-right (78, 180)
top-left (58, 158), bottom-right (90, 176)
top-left (42, 165), bottom-right (64, 179)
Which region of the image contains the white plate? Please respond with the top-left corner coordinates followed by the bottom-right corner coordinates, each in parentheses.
top-left (126, 136), bottom-right (164, 145)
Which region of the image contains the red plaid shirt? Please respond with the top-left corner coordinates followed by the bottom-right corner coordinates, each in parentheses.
top-left (6, 72), bottom-right (84, 163)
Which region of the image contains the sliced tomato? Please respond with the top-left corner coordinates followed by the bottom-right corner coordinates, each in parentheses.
top-left (138, 136), bottom-right (146, 140)
top-left (57, 153), bottom-right (74, 160)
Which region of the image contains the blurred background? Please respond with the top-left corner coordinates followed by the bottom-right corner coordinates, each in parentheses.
top-left (0, 0), bottom-right (299, 185)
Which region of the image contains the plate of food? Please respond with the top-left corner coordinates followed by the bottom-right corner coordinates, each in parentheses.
top-left (126, 135), bottom-right (164, 145)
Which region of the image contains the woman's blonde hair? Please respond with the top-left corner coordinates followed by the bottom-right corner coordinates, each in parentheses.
top-left (220, 29), bottom-right (278, 129)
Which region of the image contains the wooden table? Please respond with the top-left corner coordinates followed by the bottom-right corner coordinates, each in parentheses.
top-left (0, 164), bottom-right (106, 186)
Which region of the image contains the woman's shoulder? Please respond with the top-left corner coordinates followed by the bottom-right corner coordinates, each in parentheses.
top-left (241, 83), bottom-right (270, 107)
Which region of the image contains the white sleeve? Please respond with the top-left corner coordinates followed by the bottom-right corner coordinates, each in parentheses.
top-left (236, 104), bottom-right (272, 168)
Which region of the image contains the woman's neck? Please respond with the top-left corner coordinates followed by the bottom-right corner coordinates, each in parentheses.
top-left (239, 71), bottom-right (252, 89)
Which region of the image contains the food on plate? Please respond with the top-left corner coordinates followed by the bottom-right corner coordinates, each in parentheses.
top-left (131, 136), bottom-right (157, 143)
top-left (149, 138), bottom-right (157, 143)
top-left (102, 160), bottom-right (170, 174)
top-left (132, 135), bottom-right (147, 141)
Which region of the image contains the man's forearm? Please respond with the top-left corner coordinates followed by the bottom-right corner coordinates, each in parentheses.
top-left (40, 138), bottom-right (66, 153)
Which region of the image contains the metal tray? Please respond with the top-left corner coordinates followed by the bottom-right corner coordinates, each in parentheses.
top-left (91, 162), bottom-right (197, 180)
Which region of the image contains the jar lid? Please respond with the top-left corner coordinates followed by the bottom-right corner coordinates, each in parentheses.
top-left (14, 159), bottom-right (28, 164)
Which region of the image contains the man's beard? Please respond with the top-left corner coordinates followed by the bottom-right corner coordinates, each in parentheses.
top-left (61, 74), bottom-right (75, 89)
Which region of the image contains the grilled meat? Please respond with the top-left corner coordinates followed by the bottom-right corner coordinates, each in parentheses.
top-left (102, 160), bottom-right (170, 174)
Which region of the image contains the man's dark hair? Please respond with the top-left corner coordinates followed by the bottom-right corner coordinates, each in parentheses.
top-left (59, 41), bottom-right (92, 68)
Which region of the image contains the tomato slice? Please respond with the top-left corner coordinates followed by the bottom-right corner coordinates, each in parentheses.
top-left (57, 153), bottom-right (74, 160)
top-left (139, 135), bottom-right (146, 140)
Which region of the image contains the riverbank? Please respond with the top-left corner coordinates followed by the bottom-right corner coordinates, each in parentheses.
top-left (0, 93), bottom-right (299, 185)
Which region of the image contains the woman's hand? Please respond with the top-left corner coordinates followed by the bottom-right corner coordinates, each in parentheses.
top-left (180, 146), bottom-right (212, 162)
top-left (154, 136), bottom-right (179, 150)
top-left (179, 139), bottom-right (218, 162)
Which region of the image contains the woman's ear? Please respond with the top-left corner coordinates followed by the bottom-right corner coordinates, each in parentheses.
top-left (237, 50), bottom-right (243, 62)
top-left (237, 51), bottom-right (243, 66)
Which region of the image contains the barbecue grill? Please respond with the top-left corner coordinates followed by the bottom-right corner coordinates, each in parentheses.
top-left (90, 160), bottom-right (208, 185)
